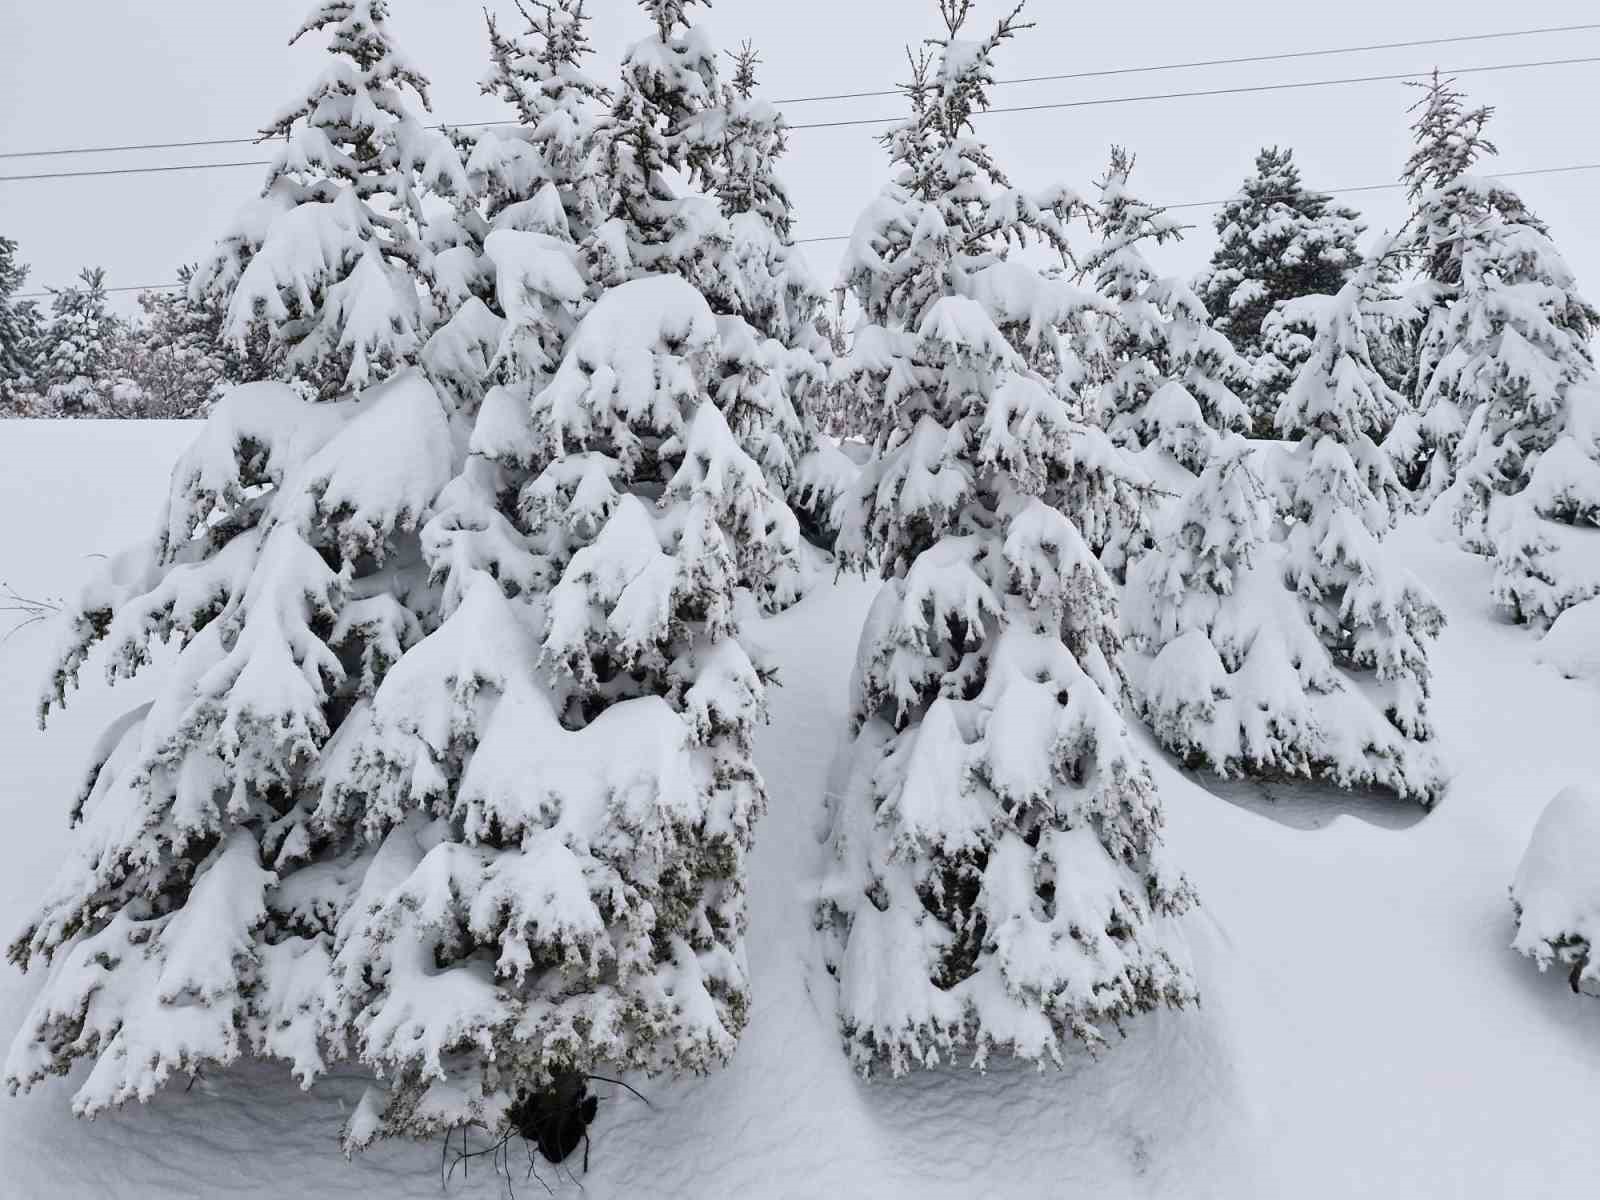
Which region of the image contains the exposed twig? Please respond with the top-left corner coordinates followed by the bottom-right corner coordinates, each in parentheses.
top-left (0, 582), bottom-right (63, 644)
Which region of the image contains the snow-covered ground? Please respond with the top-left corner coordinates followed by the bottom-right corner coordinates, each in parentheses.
top-left (3, 420), bottom-right (1598, 1199)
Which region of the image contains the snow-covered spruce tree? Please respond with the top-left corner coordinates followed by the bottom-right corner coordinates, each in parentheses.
top-left (595, 0), bottom-right (726, 289)
top-left (407, 0), bottom-right (609, 633)
top-left (1124, 429), bottom-right (1441, 800)
top-left (1451, 235), bottom-right (1600, 626)
top-left (1195, 147), bottom-right (1364, 430)
top-left (316, 0), bottom-right (806, 1147)
top-left (7, 2), bottom-right (798, 1151)
top-left (39, 268), bottom-right (128, 417)
top-left (1266, 254), bottom-right (1445, 802)
top-left (0, 235), bottom-right (43, 414)
top-left (1399, 73), bottom-right (1600, 626)
top-left (817, 2), bottom-right (1196, 1078)
top-left (423, 0), bottom-right (612, 412)
top-left (120, 269), bottom-right (273, 419)
top-left (193, 0), bottom-right (467, 401)
top-left (1086, 147), bottom-right (1250, 479)
top-left (5, 368), bottom-right (461, 1122)
top-left (702, 43), bottom-right (858, 550)
top-left (1395, 70), bottom-right (1521, 505)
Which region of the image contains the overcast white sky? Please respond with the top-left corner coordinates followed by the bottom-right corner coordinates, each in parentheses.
top-left (3, 1), bottom-right (1597, 308)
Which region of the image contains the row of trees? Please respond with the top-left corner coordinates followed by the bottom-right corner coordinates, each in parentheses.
top-left (5, 0), bottom-right (1597, 1179)
top-left (0, 250), bottom-right (256, 419)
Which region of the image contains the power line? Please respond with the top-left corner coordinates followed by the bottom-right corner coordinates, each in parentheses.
top-left (769, 20), bottom-right (1600, 104)
top-left (2, 22), bottom-right (1597, 162)
top-left (1, 159), bottom-right (272, 183)
top-left (19, 282), bottom-right (174, 300)
top-left (5, 52), bottom-right (1596, 186)
top-left (785, 54), bottom-right (1600, 131)
top-left (22, 161), bottom-right (1600, 296)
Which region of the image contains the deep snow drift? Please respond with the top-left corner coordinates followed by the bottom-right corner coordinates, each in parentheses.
top-left (3, 420), bottom-right (1600, 1198)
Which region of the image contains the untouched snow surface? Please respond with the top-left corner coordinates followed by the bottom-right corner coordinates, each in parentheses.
top-left (3, 421), bottom-right (1600, 1198)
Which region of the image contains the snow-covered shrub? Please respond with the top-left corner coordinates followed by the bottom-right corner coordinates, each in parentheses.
top-left (1533, 598), bottom-right (1600, 681)
top-left (1511, 785), bottom-right (1600, 994)
top-left (817, 3), bottom-right (1196, 1079)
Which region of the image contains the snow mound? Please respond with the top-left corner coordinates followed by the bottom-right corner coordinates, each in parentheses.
top-left (1535, 596), bottom-right (1600, 680)
top-left (1511, 784), bottom-right (1600, 993)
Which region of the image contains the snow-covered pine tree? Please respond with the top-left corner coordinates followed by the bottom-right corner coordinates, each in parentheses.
top-left (1087, 147), bottom-right (1250, 480)
top-left (193, 0), bottom-right (467, 401)
top-left (7, 0), bottom-right (533, 1155)
top-left (1267, 251), bottom-right (1445, 802)
top-left (412, 0), bottom-right (611, 422)
top-left (1395, 70), bottom-right (1512, 505)
top-left (1125, 428), bottom-right (1441, 801)
top-left (5, 364), bottom-right (463, 1123)
top-left (39, 268), bottom-right (127, 417)
top-left (594, 0), bottom-right (726, 291)
top-left (120, 269), bottom-right (273, 419)
top-left (0, 235), bottom-right (43, 414)
top-left (817, 2), bottom-right (1196, 1078)
top-left (314, 0), bottom-right (806, 1147)
top-left (1196, 147), bottom-right (1364, 430)
top-left (410, 0), bottom-right (609, 637)
top-left (5, 0), bottom-right (793, 1153)
top-left (1450, 229), bottom-right (1600, 625)
top-left (1400, 72), bottom-right (1600, 626)
top-left (700, 42), bottom-right (856, 552)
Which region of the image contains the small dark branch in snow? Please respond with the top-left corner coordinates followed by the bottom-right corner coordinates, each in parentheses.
top-left (0, 581), bottom-right (63, 644)
top-left (584, 1074), bottom-right (653, 1108)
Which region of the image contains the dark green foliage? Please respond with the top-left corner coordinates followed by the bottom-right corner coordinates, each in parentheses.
top-left (0, 236), bottom-right (42, 413)
top-left (1197, 147), bottom-right (1364, 428)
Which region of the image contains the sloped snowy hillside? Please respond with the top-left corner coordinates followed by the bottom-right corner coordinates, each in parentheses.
top-left (4, 421), bottom-right (1600, 1199)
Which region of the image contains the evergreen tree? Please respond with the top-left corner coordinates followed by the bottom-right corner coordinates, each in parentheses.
top-left (817, 2), bottom-right (1196, 1078)
top-left (593, 0), bottom-right (726, 291)
top-left (1196, 147), bottom-right (1364, 429)
top-left (1272, 255), bottom-right (1444, 801)
top-left (319, 0), bottom-right (804, 1145)
top-left (121, 269), bottom-right (274, 419)
top-left (0, 235), bottom-right (42, 414)
top-left (702, 42), bottom-right (856, 552)
top-left (10, 0), bottom-right (788, 1149)
top-left (476, 0), bottom-right (610, 242)
top-left (1447, 206), bottom-right (1600, 626)
top-left (1397, 70), bottom-right (1526, 505)
top-left (40, 268), bottom-right (127, 417)
top-left (1401, 71), bottom-right (1600, 626)
top-left (1126, 430), bottom-right (1442, 803)
top-left (1087, 148), bottom-right (1250, 478)
top-left (415, 0), bottom-right (612, 418)
top-left (194, 0), bottom-right (467, 401)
